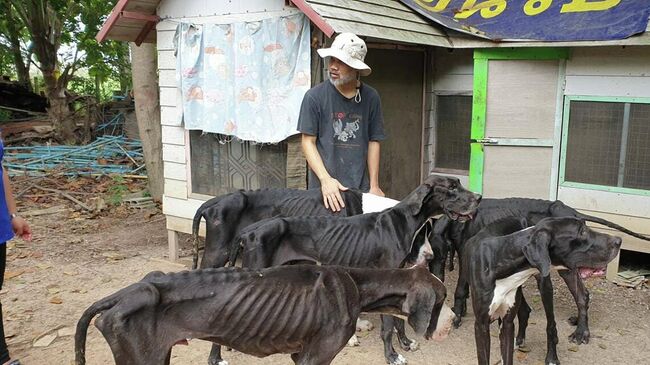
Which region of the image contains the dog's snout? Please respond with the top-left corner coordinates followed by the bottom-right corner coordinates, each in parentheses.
top-left (611, 236), bottom-right (622, 247)
top-left (474, 193), bottom-right (482, 203)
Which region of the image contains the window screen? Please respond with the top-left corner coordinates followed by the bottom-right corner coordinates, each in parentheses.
top-left (190, 131), bottom-right (287, 196)
top-left (564, 100), bottom-right (650, 191)
top-left (435, 95), bottom-right (472, 171)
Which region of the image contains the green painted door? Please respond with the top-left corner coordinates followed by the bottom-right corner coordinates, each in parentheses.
top-left (469, 49), bottom-right (568, 198)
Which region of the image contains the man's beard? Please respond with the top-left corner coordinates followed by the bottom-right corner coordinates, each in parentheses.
top-left (328, 71), bottom-right (356, 87)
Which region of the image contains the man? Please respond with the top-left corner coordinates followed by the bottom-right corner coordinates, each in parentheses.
top-left (298, 32), bottom-right (386, 212)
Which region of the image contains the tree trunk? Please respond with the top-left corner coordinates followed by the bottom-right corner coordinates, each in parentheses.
top-left (42, 70), bottom-right (75, 143)
top-left (130, 42), bottom-right (163, 201)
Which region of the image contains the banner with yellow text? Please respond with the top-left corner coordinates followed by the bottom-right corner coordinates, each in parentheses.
top-left (399, 0), bottom-right (650, 41)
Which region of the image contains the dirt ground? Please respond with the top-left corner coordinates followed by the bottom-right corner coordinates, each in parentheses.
top-left (2, 206), bottom-right (650, 365)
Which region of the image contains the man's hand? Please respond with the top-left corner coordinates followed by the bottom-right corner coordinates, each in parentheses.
top-left (369, 186), bottom-right (385, 197)
top-left (12, 216), bottom-right (32, 241)
top-left (321, 177), bottom-right (348, 212)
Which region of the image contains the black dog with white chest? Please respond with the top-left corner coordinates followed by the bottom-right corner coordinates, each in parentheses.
top-left (464, 217), bottom-right (621, 365)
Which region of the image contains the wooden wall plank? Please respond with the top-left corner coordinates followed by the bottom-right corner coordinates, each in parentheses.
top-left (565, 76), bottom-right (650, 98)
top-left (162, 125), bottom-right (185, 145)
top-left (163, 161), bottom-right (187, 181)
top-left (164, 178), bottom-right (188, 199)
top-left (163, 144), bottom-right (187, 163)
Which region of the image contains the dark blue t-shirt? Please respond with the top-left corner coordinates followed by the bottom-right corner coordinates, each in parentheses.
top-left (297, 81), bottom-right (386, 191)
top-left (0, 140), bottom-right (14, 243)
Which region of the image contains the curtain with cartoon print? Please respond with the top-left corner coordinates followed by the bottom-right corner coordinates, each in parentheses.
top-left (175, 13), bottom-right (311, 143)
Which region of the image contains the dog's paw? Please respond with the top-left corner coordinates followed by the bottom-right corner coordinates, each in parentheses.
top-left (208, 359), bottom-right (228, 365)
top-left (568, 328), bottom-right (590, 345)
top-left (388, 353), bottom-right (408, 365)
top-left (347, 334), bottom-right (360, 347)
top-left (452, 316), bottom-right (463, 328)
top-left (398, 339), bottom-right (419, 352)
top-left (356, 318), bottom-right (374, 332)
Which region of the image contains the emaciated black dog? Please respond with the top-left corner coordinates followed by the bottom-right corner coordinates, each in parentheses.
top-left (437, 197), bottom-right (649, 346)
top-left (74, 265), bottom-right (454, 365)
top-left (225, 174), bottom-right (481, 365)
top-left (464, 217), bottom-right (621, 365)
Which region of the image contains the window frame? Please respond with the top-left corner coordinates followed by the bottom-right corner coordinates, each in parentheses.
top-left (186, 131), bottom-right (289, 199)
top-left (430, 91), bottom-right (473, 176)
top-left (560, 95), bottom-right (650, 197)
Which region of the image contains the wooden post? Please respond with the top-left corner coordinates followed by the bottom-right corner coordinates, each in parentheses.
top-left (606, 250), bottom-right (620, 282)
top-left (168, 229), bottom-right (179, 262)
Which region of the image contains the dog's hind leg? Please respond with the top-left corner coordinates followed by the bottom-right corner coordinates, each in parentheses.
top-left (394, 318), bottom-right (419, 351)
top-left (499, 288), bottom-right (521, 365)
top-left (452, 260), bottom-right (470, 328)
top-left (515, 293), bottom-right (532, 349)
top-left (380, 315), bottom-right (407, 365)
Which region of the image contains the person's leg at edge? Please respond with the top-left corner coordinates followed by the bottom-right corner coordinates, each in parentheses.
top-left (0, 243), bottom-right (14, 364)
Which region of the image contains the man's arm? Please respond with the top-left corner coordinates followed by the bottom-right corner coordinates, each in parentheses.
top-left (367, 141), bottom-right (384, 197)
top-left (301, 134), bottom-right (347, 212)
top-left (3, 166), bottom-right (31, 240)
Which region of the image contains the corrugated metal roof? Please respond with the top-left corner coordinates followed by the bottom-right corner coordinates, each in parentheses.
top-left (296, 0), bottom-right (452, 47)
top-left (96, 0), bottom-right (161, 45)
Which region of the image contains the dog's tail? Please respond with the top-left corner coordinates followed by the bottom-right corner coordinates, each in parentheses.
top-left (192, 204), bottom-right (205, 269)
top-left (577, 212), bottom-right (650, 241)
top-left (75, 281), bottom-right (160, 365)
top-left (74, 294), bottom-right (121, 365)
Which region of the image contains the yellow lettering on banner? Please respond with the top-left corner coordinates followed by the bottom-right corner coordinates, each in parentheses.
top-left (561, 0), bottom-right (621, 13)
top-left (524, 0), bottom-right (552, 15)
top-left (415, 0), bottom-right (452, 12)
top-left (455, 0), bottom-right (507, 19)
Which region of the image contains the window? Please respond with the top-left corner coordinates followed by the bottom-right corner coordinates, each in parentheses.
top-left (189, 131), bottom-right (287, 196)
top-left (562, 97), bottom-right (650, 193)
top-left (434, 95), bottom-right (472, 172)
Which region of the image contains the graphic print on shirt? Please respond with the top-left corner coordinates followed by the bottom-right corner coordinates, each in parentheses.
top-left (332, 112), bottom-right (360, 142)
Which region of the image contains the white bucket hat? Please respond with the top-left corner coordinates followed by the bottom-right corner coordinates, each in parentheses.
top-left (317, 33), bottom-right (371, 76)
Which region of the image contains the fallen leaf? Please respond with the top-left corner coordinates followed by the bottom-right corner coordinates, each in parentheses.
top-left (30, 251), bottom-right (44, 259)
top-left (57, 327), bottom-right (75, 337)
top-left (598, 343), bottom-right (607, 350)
top-left (47, 285), bottom-right (61, 295)
top-left (63, 271), bottom-right (78, 276)
top-left (568, 345), bottom-right (579, 352)
top-left (516, 351), bottom-right (528, 361)
top-left (33, 333), bottom-right (57, 347)
top-left (102, 252), bottom-right (126, 261)
top-left (49, 296), bottom-right (63, 304)
top-left (36, 263), bottom-right (52, 270)
top-left (4, 270), bottom-right (25, 280)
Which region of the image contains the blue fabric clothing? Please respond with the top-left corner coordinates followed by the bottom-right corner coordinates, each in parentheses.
top-left (0, 141), bottom-right (14, 244)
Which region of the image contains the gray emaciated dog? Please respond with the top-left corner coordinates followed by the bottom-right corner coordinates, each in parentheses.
top-left (74, 265), bottom-right (454, 365)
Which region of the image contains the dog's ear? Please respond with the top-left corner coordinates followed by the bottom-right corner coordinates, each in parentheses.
top-left (405, 184), bottom-right (433, 216)
top-left (523, 229), bottom-right (552, 277)
top-left (402, 286), bottom-right (436, 336)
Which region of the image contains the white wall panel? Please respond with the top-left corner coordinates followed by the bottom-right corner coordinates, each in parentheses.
top-left (164, 178), bottom-right (188, 199)
top-left (565, 76), bottom-right (650, 98)
top-left (163, 161), bottom-right (187, 181)
top-left (163, 144), bottom-right (187, 163)
top-left (160, 87), bottom-right (177, 107)
top-left (162, 125), bottom-right (185, 145)
top-left (160, 106), bottom-right (181, 126)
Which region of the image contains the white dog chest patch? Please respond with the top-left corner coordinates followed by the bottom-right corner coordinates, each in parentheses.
top-left (488, 268), bottom-right (539, 320)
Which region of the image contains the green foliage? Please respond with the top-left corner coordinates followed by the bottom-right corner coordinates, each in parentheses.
top-left (107, 174), bottom-right (129, 205)
top-left (0, 0), bottom-right (130, 102)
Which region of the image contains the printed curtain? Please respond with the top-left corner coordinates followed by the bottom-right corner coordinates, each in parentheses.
top-left (175, 13), bottom-right (311, 143)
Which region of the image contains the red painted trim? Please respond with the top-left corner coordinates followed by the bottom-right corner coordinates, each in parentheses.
top-left (96, 0), bottom-right (130, 43)
top-left (121, 11), bottom-right (160, 23)
top-left (135, 20), bottom-right (157, 46)
top-left (290, 0), bottom-right (335, 38)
